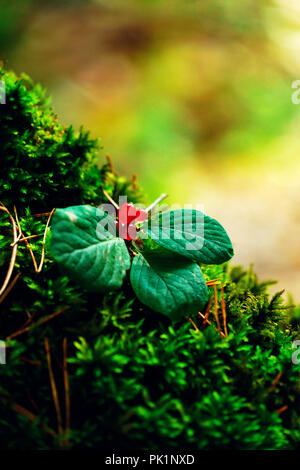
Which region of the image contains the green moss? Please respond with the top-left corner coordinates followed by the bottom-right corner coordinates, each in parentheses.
top-left (0, 69), bottom-right (300, 450)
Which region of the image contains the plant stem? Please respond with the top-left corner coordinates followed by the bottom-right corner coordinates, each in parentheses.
top-left (220, 285), bottom-right (228, 336)
top-left (0, 204), bottom-right (18, 297)
top-left (103, 189), bottom-right (119, 209)
top-left (146, 193), bottom-right (168, 213)
top-left (63, 337), bottom-right (70, 438)
top-left (213, 284), bottom-right (222, 337)
top-left (44, 338), bottom-right (63, 436)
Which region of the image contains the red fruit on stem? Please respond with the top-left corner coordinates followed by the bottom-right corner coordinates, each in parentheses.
top-left (116, 221), bottom-right (137, 240)
top-left (118, 203), bottom-right (147, 224)
top-left (116, 203), bottom-right (147, 240)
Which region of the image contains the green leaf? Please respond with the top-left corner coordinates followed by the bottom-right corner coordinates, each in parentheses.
top-left (130, 250), bottom-right (208, 322)
top-left (143, 209), bottom-right (234, 264)
top-left (50, 205), bottom-right (130, 292)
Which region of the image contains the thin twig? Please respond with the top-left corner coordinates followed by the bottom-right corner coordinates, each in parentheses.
top-left (36, 208), bottom-right (55, 273)
top-left (132, 173), bottom-right (137, 190)
top-left (20, 356), bottom-right (41, 367)
top-left (213, 284), bottom-right (222, 337)
top-left (32, 212), bottom-right (51, 218)
top-left (0, 272), bottom-right (21, 305)
top-left (12, 402), bottom-right (56, 437)
top-left (188, 317), bottom-right (199, 331)
top-left (12, 313), bottom-right (34, 334)
top-left (16, 207), bottom-right (55, 273)
top-left (146, 194), bottom-right (168, 215)
top-left (206, 278), bottom-right (221, 284)
top-left (206, 282), bottom-right (221, 287)
top-left (198, 312), bottom-right (225, 338)
top-left (11, 234), bottom-right (42, 246)
top-left (276, 405), bottom-right (288, 415)
top-left (6, 306), bottom-right (69, 341)
top-left (10, 232), bottom-right (23, 247)
top-left (13, 205), bottom-right (21, 232)
top-left (146, 193), bottom-right (168, 213)
top-left (103, 189), bottom-right (119, 210)
top-left (13, 402), bottom-right (37, 422)
top-left (0, 205), bottom-right (18, 297)
top-left (106, 154), bottom-right (114, 173)
top-left (220, 285), bottom-right (228, 336)
top-left (25, 308), bottom-right (32, 319)
top-left (63, 338), bottom-right (70, 436)
top-left (201, 295), bottom-right (213, 325)
top-left (198, 311), bottom-right (212, 326)
top-left (128, 245), bottom-right (138, 257)
top-left (268, 371), bottom-right (282, 393)
top-left (0, 390), bottom-right (56, 438)
top-left (44, 338), bottom-right (63, 435)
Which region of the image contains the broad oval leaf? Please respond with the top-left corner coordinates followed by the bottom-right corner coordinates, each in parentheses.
top-left (130, 251), bottom-right (208, 322)
top-left (50, 205), bottom-right (130, 292)
top-left (143, 209), bottom-right (234, 264)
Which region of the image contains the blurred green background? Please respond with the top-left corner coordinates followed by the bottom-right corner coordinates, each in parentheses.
top-left (1, 0), bottom-right (300, 300)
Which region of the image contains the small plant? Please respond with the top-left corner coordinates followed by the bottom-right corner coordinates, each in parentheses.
top-left (50, 195), bottom-right (234, 322)
top-left (2, 69), bottom-right (300, 451)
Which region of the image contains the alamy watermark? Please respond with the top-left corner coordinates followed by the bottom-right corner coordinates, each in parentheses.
top-left (96, 196), bottom-right (205, 251)
top-left (0, 341), bottom-right (6, 365)
top-left (292, 341), bottom-right (300, 365)
top-left (0, 80), bottom-right (6, 104)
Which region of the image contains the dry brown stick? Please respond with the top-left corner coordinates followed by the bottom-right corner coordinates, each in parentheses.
top-left (13, 204), bottom-right (22, 232)
top-left (63, 338), bottom-right (70, 436)
top-left (201, 295), bottom-right (213, 325)
top-left (33, 208), bottom-right (55, 273)
top-left (0, 388), bottom-right (56, 438)
top-left (206, 278), bottom-right (221, 284)
top-left (220, 285), bottom-right (228, 336)
top-left (13, 313), bottom-right (33, 334)
top-left (14, 207), bottom-right (55, 273)
top-left (132, 173), bottom-right (137, 190)
top-left (213, 284), bottom-right (222, 337)
top-left (38, 208), bottom-right (55, 272)
top-left (44, 338), bottom-right (63, 436)
top-left (32, 212), bottom-right (51, 218)
top-left (11, 234), bottom-right (42, 246)
top-left (198, 312), bottom-right (212, 325)
top-left (6, 306), bottom-right (69, 341)
top-left (106, 154), bottom-right (114, 173)
top-left (12, 402), bottom-right (56, 437)
top-left (12, 402), bottom-right (38, 422)
top-left (146, 193), bottom-right (168, 213)
top-left (11, 232), bottom-right (23, 246)
top-left (22, 239), bottom-right (38, 272)
top-left (269, 371), bottom-right (282, 392)
top-left (276, 405), bottom-right (288, 415)
top-left (198, 312), bottom-right (225, 338)
top-left (188, 317), bottom-right (199, 331)
top-left (13, 205), bottom-right (38, 270)
top-left (103, 189), bottom-right (119, 210)
top-left (0, 205), bottom-right (18, 297)
top-left (25, 307), bottom-right (32, 319)
top-left (20, 356), bottom-right (41, 366)
top-left (0, 272), bottom-right (21, 305)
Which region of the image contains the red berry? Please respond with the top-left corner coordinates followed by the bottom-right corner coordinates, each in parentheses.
top-left (116, 220), bottom-right (137, 240)
top-left (116, 203), bottom-right (147, 240)
top-left (135, 208), bottom-right (147, 223)
top-left (118, 203), bottom-right (137, 225)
